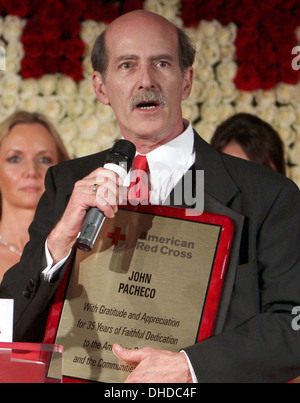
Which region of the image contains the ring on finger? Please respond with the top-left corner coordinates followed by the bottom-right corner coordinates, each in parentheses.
top-left (92, 183), bottom-right (98, 196)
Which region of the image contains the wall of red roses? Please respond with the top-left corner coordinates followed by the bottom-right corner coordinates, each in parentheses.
top-left (0, 0), bottom-right (300, 186)
top-left (1, 0), bottom-right (299, 89)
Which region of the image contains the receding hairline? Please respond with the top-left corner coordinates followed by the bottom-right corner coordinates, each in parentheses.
top-left (91, 11), bottom-right (196, 79)
top-left (105, 10), bottom-right (178, 38)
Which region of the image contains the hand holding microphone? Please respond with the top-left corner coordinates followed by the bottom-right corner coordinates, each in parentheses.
top-left (76, 140), bottom-right (136, 252)
top-left (47, 140), bottom-right (136, 263)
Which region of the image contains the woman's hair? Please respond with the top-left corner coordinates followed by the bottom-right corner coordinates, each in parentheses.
top-left (0, 110), bottom-right (69, 163)
top-left (211, 113), bottom-right (286, 175)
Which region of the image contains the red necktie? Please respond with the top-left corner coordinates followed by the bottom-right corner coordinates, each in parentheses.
top-left (128, 155), bottom-right (150, 203)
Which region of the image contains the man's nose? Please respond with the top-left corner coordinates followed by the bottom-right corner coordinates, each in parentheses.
top-left (138, 64), bottom-right (156, 90)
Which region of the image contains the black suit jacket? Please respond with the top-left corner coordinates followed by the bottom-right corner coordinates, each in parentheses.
top-left (1, 132), bottom-right (300, 383)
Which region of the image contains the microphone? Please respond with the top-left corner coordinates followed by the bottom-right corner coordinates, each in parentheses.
top-left (76, 139), bottom-right (136, 252)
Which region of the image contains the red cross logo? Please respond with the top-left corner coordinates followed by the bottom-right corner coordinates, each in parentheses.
top-left (107, 227), bottom-right (126, 246)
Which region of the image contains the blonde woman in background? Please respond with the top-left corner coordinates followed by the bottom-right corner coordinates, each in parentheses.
top-left (0, 111), bottom-right (69, 282)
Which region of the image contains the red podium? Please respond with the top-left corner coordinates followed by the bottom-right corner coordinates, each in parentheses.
top-left (0, 343), bottom-right (63, 383)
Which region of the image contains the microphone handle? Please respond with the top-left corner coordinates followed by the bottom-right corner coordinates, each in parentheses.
top-left (76, 207), bottom-right (106, 252)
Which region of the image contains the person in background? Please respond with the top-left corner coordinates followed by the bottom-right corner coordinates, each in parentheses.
top-left (0, 111), bottom-right (69, 282)
top-left (211, 113), bottom-right (286, 175)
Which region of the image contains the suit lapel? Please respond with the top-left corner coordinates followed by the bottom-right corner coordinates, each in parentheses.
top-left (204, 193), bottom-right (245, 335)
top-left (165, 132), bottom-right (240, 211)
top-left (193, 131), bottom-right (240, 207)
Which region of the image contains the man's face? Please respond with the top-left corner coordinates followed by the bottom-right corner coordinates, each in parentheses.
top-left (93, 13), bottom-right (193, 148)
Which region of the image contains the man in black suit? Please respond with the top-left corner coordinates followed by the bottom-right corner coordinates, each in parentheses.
top-left (1, 10), bottom-right (300, 383)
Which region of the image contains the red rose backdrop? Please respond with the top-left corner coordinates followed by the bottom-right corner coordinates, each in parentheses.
top-left (182, 0), bottom-right (300, 90)
top-left (2, 0), bottom-right (143, 80)
top-left (0, 0), bottom-right (300, 186)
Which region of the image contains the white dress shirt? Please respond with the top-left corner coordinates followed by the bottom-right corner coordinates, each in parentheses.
top-left (125, 120), bottom-right (195, 205)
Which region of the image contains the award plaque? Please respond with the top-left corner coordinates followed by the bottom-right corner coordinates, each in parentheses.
top-left (44, 205), bottom-right (234, 383)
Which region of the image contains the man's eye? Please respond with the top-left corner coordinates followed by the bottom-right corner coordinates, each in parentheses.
top-left (157, 61), bottom-right (170, 68)
top-left (121, 62), bottom-right (133, 70)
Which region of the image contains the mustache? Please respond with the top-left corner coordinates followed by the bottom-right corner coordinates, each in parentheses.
top-left (130, 90), bottom-right (167, 110)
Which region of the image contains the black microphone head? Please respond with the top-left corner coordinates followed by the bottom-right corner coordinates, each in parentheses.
top-left (106, 139), bottom-right (136, 173)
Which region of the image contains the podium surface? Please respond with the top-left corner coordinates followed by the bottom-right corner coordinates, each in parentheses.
top-left (0, 343), bottom-right (63, 383)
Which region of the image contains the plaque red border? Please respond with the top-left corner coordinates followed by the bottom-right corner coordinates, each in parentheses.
top-left (43, 204), bottom-right (234, 383)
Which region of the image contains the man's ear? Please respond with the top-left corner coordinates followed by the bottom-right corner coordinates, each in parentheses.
top-left (181, 67), bottom-right (194, 101)
top-left (93, 71), bottom-right (110, 105)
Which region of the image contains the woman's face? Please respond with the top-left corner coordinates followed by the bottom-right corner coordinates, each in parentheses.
top-left (0, 123), bottom-right (59, 211)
